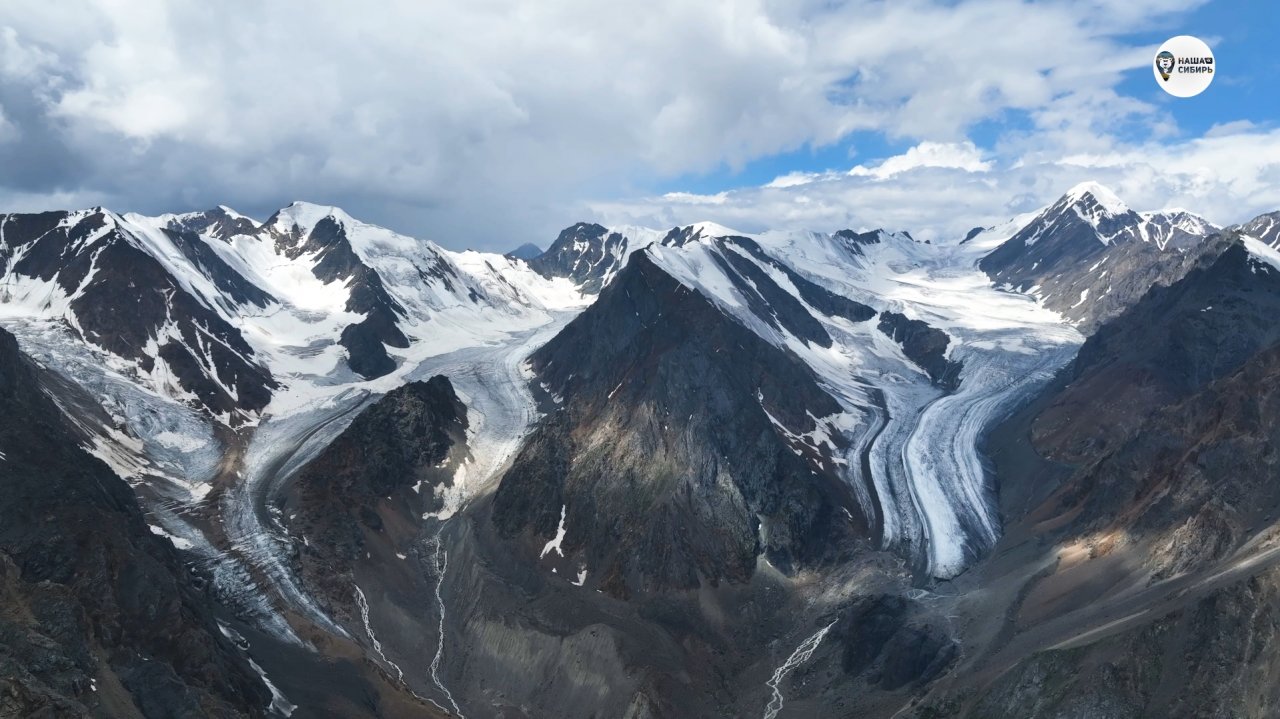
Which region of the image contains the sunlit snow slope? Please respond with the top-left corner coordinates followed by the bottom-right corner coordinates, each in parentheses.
top-left (0, 196), bottom-right (1087, 622)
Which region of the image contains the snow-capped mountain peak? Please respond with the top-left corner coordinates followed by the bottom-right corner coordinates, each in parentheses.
top-left (687, 220), bottom-right (744, 238)
top-left (1140, 208), bottom-right (1219, 250)
top-left (267, 201), bottom-right (353, 234)
top-left (978, 184), bottom-right (1218, 328)
top-left (1237, 210), bottom-right (1280, 250)
top-left (1063, 181), bottom-right (1128, 217)
top-left (526, 222), bottom-right (665, 293)
top-left (0, 202), bottom-right (588, 430)
top-left (659, 221), bottom-right (749, 248)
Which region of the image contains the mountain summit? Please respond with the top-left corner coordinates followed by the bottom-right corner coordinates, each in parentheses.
top-left (978, 181), bottom-right (1218, 328)
top-left (3, 188), bottom-right (1279, 718)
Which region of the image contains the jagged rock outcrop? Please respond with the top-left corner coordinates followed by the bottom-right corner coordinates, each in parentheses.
top-left (979, 183), bottom-right (1217, 330)
top-left (492, 251), bottom-right (867, 596)
top-left (877, 311), bottom-right (963, 390)
top-left (282, 376), bottom-right (469, 614)
top-left (528, 222), bottom-right (629, 293)
top-left (0, 327), bottom-right (271, 717)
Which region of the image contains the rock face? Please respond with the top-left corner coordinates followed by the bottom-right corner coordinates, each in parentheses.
top-left (0, 327), bottom-right (271, 717)
top-left (722, 235), bottom-right (876, 325)
top-left (833, 228), bottom-right (886, 256)
top-left (1024, 236), bottom-right (1280, 566)
top-left (970, 568), bottom-right (1280, 719)
top-left (504, 242), bottom-right (543, 261)
top-left (1237, 210), bottom-right (1280, 248)
top-left (979, 182), bottom-right (1216, 330)
top-left (834, 595), bottom-right (958, 691)
top-left (263, 210), bottom-right (412, 379)
top-left (283, 376), bottom-right (469, 614)
top-left (0, 209), bottom-right (278, 423)
top-left (165, 206), bottom-right (260, 242)
top-left (1032, 235), bottom-right (1280, 463)
top-left (492, 251), bottom-right (868, 596)
top-left (876, 311), bottom-right (963, 390)
top-left (908, 235), bottom-right (1280, 718)
top-left (528, 222), bottom-right (629, 293)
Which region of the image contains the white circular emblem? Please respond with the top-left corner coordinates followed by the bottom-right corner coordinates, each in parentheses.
top-left (1154, 35), bottom-right (1215, 98)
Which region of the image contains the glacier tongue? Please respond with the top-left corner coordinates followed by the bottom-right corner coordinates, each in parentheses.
top-left (644, 223), bottom-right (1081, 577)
top-left (2, 202), bottom-right (594, 640)
top-left (3, 200), bottom-right (1081, 616)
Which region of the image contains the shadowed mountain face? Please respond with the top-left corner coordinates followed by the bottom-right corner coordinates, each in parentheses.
top-left (528, 222), bottom-right (628, 293)
top-left (492, 251), bottom-right (869, 596)
top-left (0, 210), bottom-right (277, 423)
top-left (876, 311), bottom-right (963, 390)
top-left (282, 376), bottom-right (469, 618)
top-left (504, 242), bottom-right (543, 261)
top-left (1033, 235), bottom-right (1280, 464)
top-left (905, 236), bottom-right (1280, 718)
top-left (7, 189), bottom-right (1280, 719)
top-left (0, 327), bottom-right (271, 717)
top-left (979, 183), bottom-right (1217, 330)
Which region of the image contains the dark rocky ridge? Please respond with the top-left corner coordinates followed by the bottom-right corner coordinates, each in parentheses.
top-left (907, 235), bottom-right (1280, 717)
top-left (0, 210), bottom-right (277, 423)
top-left (528, 222), bottom-right (627, 293)
top-left (167, 207), bottom-right (260, 242)
top-left (0, 327), bottom-right (271, 717)
top-left (282, 376), bottom-right (469, 618)
top-left (492, 250), bottom-right (869, 596)
top-left (833, 228), bottom-right (884, 257)
top-left (876, 311), bottom-right (963, 390)
top-left (979, 187), bottom-right (1214, 330)
top-left (724, 236), bottom-right (876, 324)
top-left (1033, 235), bottom-right (1280, 464)
top-left (713, 241), bottom-right (836, 347)
top-left (162, 225), bottom-right (277, 311)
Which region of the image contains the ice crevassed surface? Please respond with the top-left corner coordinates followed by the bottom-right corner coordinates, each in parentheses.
top-left (0, 203), bottom-right (594, 639)
top-left (0, 200), bottom-right (1083, 616)
top-left (646, 223), bottom-right (1081, 578)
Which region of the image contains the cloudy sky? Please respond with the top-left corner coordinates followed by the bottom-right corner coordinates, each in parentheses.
top-left (1, 0), bottom-right (1277, 250)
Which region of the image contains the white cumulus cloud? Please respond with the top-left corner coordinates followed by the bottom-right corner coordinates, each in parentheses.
top-left (0, 0), bottom-right (1239, 250)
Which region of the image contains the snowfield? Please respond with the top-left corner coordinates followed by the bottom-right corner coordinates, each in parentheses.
top-left (1, 198), bottom-right (1082, 635)
top-left (648, 224), bottom-right (1081, 577)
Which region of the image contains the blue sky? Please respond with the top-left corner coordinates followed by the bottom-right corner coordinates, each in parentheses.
top-left (664, 0), bottom-right (1279, 198)
top-left (2, 0), bottom-right (1279, 249)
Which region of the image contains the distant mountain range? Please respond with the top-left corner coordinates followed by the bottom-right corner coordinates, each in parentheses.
top-left (3, 183), bottom-right (1279, 717)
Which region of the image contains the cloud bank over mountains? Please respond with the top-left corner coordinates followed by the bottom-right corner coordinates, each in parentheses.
top-left (1, 0), bottom-right (1272, 248)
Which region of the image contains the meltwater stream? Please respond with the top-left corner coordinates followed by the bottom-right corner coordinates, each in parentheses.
top-left (216, 317), bottom-right (573, 708)
top-left (762, 621), bottom-right (838, 719)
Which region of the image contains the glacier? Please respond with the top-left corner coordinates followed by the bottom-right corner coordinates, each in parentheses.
top-left (0, 199), bottom-right (1083, 646)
